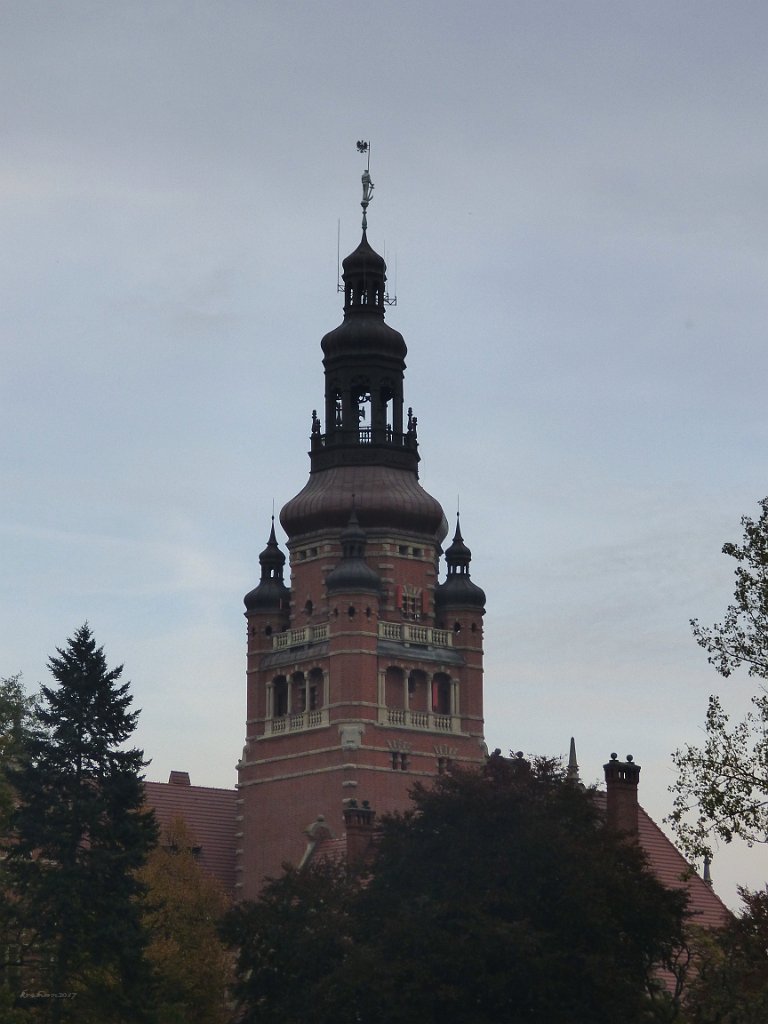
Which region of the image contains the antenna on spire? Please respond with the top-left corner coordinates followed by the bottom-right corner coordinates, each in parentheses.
top-left (357, 140), bottom-right (374, 232)
top-left (336, 218), bottom-right (341, 293)
top-left (382, 239), bottom-right (398, 307)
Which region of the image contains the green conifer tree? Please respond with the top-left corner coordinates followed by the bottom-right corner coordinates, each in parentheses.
top-left (6, 625), bottom-right (158, 1024)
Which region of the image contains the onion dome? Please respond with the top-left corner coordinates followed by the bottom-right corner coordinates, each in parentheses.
top-left (281, 464), bottom-right (448, 541)
top-left (435, 515), bottom-right (486, 610)
top-left (320, 233), bottom-right (406, 361)
top-left (244, 519), bottom-right (290, 611)
top-left (343, 232), bottom-right (386, 297)
top-left (320, 312), bottom-right (407, 363)
top-left (325, 508), bottom-right (382, 594)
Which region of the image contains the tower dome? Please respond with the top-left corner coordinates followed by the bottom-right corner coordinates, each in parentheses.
top-left (281, 465), bottom-right (448, 541)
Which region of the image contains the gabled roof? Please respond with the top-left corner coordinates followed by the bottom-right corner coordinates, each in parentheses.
top-left (144, 775), bottom-right (237, 896)
top-left (588, 792), bottom-right (730, 928)
top-left (637, 802), bottom-right (730, 929)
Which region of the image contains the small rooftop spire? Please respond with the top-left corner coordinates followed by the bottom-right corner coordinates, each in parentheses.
top-left (566, 737), bottom-right (580, 783)
top-left (357, 140), bottom-right (374, 232)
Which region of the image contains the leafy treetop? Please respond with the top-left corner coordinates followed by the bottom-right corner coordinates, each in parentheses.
top-left (670, 499), bottom-right (768, 861)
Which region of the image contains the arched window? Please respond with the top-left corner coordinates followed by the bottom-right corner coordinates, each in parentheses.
top-left (408, 669), bottom-right (428, 712)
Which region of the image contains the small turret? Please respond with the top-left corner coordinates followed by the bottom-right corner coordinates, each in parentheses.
top-left (325, 508), bottom-right (382, 595)
top-left (436, 514), bottom-right (486, 612)
top-left (244, 519), bottom-right (290, 611)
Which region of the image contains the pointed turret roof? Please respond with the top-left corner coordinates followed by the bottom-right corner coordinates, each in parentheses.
top-left (436, 514), bottom-right (486, 610)
top-left (244, 518), bottom-right (290, 611)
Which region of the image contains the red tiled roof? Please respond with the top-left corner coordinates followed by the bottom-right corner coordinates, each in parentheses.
top-left (144, 777), bottom-right (237, 896)
top-left (636, 802), bottom-right (730, 929)
top-left (591, 791), bottom-right (729, 928)
top-left (306, 836), bottom-right (347, 865)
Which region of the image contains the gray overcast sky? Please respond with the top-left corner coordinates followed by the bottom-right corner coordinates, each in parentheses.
top-left (2, 1), bottom-right (766, 907)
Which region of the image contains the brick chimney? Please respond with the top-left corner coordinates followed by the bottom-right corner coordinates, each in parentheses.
top-left (342, 799), bottom-right (376, 868)
top-left (603, 753), bottom-right (640, 837)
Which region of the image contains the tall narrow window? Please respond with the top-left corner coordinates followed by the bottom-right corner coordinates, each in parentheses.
top-left (292, 672), bottom-right (306, 713)
top-left (432, 673), bottom-right (451, 715)
top-left (273, 676), bottom-right (288, 717)
top-left (308, 668), bottom-right (324, 710)
top-left (386, 667), bottom-right (405, 709)
top-left (408, 670), bottom-right (428, 713)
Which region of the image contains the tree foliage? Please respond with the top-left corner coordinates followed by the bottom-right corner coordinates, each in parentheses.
top-left (222, 858), bottom-right (360, 1024)
top-left (4, 624), bottom-right (158, 1023)
top-left (684, 887), bottom-right (768, 1024)
top-left (0, 674), bottom-right (37, 1021)
top-left (226, 752), bottom-right (689, 1024)
top-left (670, 498), bottom-right (768, 860)
top-left (0, 674), bottom-right (35, 824)
top-left (691, 498), bottom-right (768, 681)
top-left (139, 817), bottom-right (234, 1024)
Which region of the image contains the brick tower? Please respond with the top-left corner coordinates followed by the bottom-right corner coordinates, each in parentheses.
top-left (236, 169), bottom-right (486, 896)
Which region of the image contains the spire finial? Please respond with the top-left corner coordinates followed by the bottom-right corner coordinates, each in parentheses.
top-left (454, 510), bottom-right (463, 543)
top-left (357, 140), bottom-right (373, 232)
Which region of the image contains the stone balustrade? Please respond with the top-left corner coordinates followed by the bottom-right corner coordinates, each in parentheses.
top-left (270, 620), bottom-right (452, 652)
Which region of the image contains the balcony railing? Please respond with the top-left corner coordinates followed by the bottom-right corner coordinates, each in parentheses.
top-left (271, 621), bottom-right (452, 652)
top-left (264, 708), bottom-right (329, 736)
top-left (380, 708), bottom-right (457, 733)
top-left (272, 624), bottom-right (329, 651)
top-left (313, 427), bottom-right (416, 450)
top-left (377, 622), bottom-right (453, 647)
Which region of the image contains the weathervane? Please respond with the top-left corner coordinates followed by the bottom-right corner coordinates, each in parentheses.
top-left (357, 140), bottom-right (374, 231)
